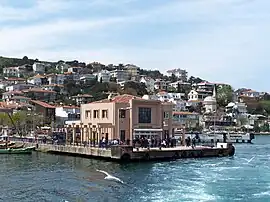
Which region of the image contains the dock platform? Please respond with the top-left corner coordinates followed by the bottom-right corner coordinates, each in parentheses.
top-left (20, 142), bottom-right (235, 162)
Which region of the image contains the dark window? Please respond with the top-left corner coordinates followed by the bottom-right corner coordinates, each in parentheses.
top-left (120, 130), bottom-right (125, 142)
top-left (138, 107), bottom-right (151, 123)
top-left (119, 109), bottom-right (126, 118)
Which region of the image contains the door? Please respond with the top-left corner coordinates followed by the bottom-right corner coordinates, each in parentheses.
top-left (120, 130), bottom-right (126, 143)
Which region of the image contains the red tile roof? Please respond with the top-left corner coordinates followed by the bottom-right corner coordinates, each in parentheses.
top-left (62, 105), bottom-right (80, 109)
top-left (30, 100), bottom-right (55, 108)
top-left (6, 77), bottom-right (26, 81)
top-left (93, 94), bottom-right (143, 103)
top-left (2, 91), bottom-right (23, 95)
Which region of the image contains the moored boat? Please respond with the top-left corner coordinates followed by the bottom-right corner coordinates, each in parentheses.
top-left (0, 146), bottom-right (35, 154)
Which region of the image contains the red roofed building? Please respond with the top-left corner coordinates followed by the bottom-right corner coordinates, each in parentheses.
top-left (30, 100), bottom-right (55, 125)
top-left (77, 94), bottom-right (175, 144)
top-left (23, 88), bottom-right (56, 102)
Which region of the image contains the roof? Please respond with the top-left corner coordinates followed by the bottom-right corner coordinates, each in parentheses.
top-left (23, 88), bottom-right (56, 93)
top-left (62, 105), bottom-right (80, 109)
top-left (157, 91), bottom-right (168, 95)
top-left (43, 84), bottom-right (64, 87)
top-left (72, 94), bottom-right (93, 98)
top-left (30, 100), bottom-right (55, 108)
top-left (5, 77), bottom-right (26, 81)
top-left (93, 94), bottom-right (143, 103)
top-left (31, 74), bottom-right (45, 79)
top-left (2, 91), bottom-right (23, 95)
top-left (173, 111), bottom-right (199, 115)
top-left (12, 96), bottom-right (31, 100)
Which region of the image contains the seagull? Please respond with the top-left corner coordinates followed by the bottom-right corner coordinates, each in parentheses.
top-left (244, 156), bottom-right (255, 163)
top-left (96, 169), bottom-right (124, 184)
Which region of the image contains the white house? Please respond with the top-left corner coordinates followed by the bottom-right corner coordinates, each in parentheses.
top-left (55, 105), bottom-right (80, 126)
top-left (166, 68), bottom-right (188, 82)
top-left (32, 62), bottom-right (46, 74)
top-left (193, 82), bottom-right (214, 97)
top-left (140, 76), bottom-right (155, 93)
top-left (169, 81), bottom-right (191, 90)
top-left (56, 62), bottom-right (70, 73)
top-left (154, 79), bottom-right (168, 91)
top-left (68, 67), bottom-right (82, 74)
top-left (27, 74), bottom-right (46, 85)
top-left (124, 64), bottom-right (139, 76)
top-left (5, 83), bottom-right (35, 92)
top-left (241, 90), bottom-right (260, 98)
top-left (110, 70), bottom-right (129, 82)
top-left (188, 90), bottom-right (210, 101)
top-left (46, 74), bottom-right (66, 85)
top-left (3, 66), bottom-right (25, 77)
top-left (94, 70), bottom-right (110, 83)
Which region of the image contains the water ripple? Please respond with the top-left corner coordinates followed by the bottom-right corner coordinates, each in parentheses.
top-left (0, 136), bottom-right (270, 201)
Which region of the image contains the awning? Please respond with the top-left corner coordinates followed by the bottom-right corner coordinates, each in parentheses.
top-left (133, 129), bottom-right (163, 132)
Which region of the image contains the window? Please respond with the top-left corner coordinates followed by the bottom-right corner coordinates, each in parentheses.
top-left (85, 110), bottom-right (91, 119)
top-left (93, 110), bottom-right (99, 118)
top-left (119, 109), bottom-right (126, 118)
top-left (164, 112), bottom-right (169, 119)
top-left (102, 110), bottom-right (108, 118)
top-left (138, 107), bottom-right (151, 123)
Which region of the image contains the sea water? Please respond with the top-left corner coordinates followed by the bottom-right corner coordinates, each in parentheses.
top-left (0, 135), bottom-right (269, 202)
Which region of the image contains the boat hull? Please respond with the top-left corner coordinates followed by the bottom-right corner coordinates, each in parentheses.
top-left (0, 146), bottom-right (35, 154)
top-left (179, 133), bottom-right (255, 143)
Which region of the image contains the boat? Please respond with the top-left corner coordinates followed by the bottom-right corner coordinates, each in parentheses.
top-left (0, 142), bottom-right (25, 149)
top-left (174, 129), bottom-right (255, 143)
top-left (0, 146), bottom-right (35, 154)
top-left (186, 132), bottom-right (255, 143)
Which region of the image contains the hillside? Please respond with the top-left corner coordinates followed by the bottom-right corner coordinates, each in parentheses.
top-left (0, 56), bottom-right (38, 69)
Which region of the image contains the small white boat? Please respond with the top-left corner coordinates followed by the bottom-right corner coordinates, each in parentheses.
top-left (174, 130), bottom-right (255, 143)
top-left (193, 132), bottom-right (254, 143)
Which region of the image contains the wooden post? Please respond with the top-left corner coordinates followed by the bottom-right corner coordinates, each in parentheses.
top-left (80, 122), bottom-right (83, 145)
top-left (88, 123), bottom-right (92, 146)
top-left (84, 125), bottom-right (87, 146)
top-left (72, 123), bottom-right (75, 145)
top-left (92, 125), bottom-right (96, 147)
top-left (68, 125), bottom-right (71, 145)
top-left (98, 125), bottom-right (102, 147)
top-left (182, 124), bottom-right (186, 146)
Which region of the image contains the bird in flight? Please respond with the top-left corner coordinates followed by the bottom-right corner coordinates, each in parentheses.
top-left (96, 169), bottom-right (124, 184)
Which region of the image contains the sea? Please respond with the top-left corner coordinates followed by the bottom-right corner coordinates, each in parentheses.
top-left (0, 135), bottom-right (269, 202)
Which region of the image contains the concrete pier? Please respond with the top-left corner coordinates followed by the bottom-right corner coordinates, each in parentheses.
top-left (20, 142), bottom-right (235, 162)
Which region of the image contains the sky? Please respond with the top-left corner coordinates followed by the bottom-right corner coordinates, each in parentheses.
top-left (0, 0), bottom-right (269, 91)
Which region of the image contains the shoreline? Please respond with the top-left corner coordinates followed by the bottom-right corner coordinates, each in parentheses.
top-left (17, 142), bottom-right (235, 163)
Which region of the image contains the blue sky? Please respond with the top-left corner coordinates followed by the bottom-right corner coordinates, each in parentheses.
top-left (0, 0), bottom-right (269, 91)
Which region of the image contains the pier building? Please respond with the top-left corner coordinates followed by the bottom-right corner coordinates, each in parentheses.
top-left (66, 94), bottom-right (179, 145)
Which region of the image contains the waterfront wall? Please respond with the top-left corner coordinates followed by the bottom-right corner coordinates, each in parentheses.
top-left (20, 142), bottom-right (235, 162)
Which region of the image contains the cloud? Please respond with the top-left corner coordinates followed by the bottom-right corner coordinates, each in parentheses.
top-left (0, 0), bottom-right (270, 91)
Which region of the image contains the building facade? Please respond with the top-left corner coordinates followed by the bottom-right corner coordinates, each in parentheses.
top-left (79, 94), bottom-right (175, 143)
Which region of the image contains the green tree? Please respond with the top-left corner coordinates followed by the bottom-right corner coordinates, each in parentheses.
top-left (0, 113), bottom-right (11, 126)
top-left (217, 85), bottom-right (233, 107)
top-left (261, 122), bottom-right (270, 132)
top-left (169, 74), bottom-right (177, 82)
